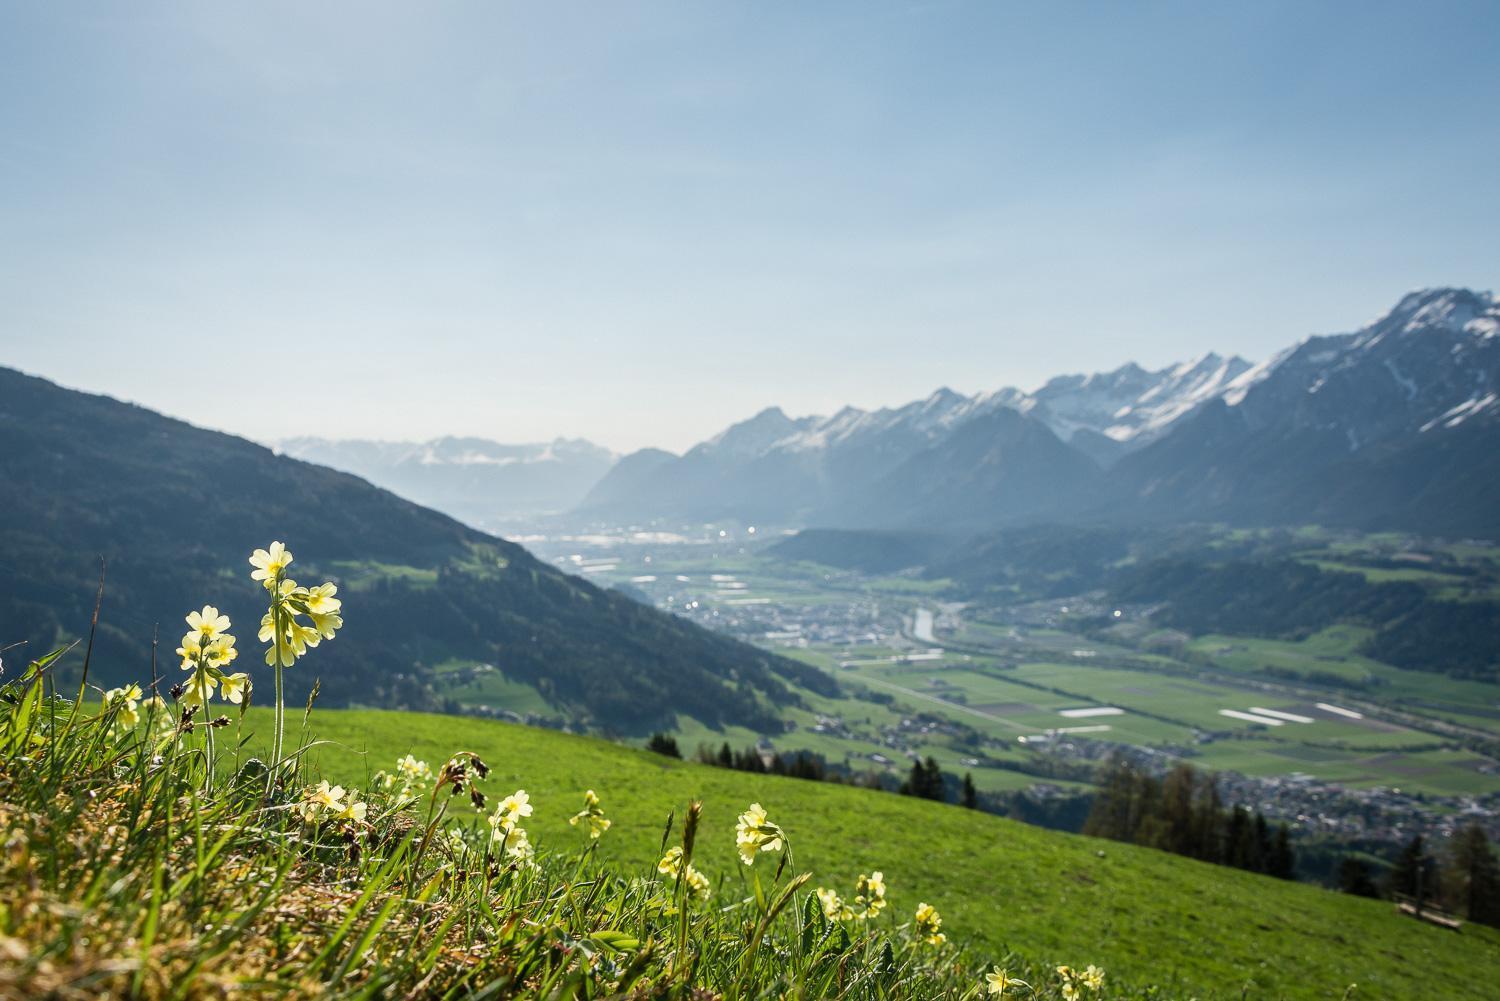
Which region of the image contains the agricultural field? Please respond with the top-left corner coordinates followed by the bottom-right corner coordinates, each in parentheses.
top-left (238, 706), bottom-right (1500, 1001)
top-left (457, 530), bottom-right (1500, 809)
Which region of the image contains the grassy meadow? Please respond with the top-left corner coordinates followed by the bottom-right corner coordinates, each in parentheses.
top-left (251, 705), bottom-right (1500, 1000)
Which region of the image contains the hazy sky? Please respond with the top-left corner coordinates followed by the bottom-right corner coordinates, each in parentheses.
top-left (3, 2), bottom-right (1497, 454)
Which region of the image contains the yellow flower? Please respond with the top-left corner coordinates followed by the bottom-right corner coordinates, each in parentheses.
top-left (185, 605), bottom-right (230, 641)
top-left (249, 541), bottom-right (294, 587)
top-left (257, 576), bottom-right (342, 667)
top-left (299, 780), bottom-right (346, 822)
top-left (305, 582), bottom-right (343, 638)
top-left (1082, 965), bottom-right (1104, 991)
top-left (181, 671), bottom-right (219, 705)
top-left (310, 780), bottom-right (345, 810)
top-left (657, 847), bottom-right (708, 899)
top-left (734, 802), bottom-right (785, 865)
top-left (103, 684), bottom-right (144, 728)
top-left (220, 672), bottom-right (250, 704)
top-left (397, 754), bottom-right (432, 783)
top-left (339, 796), bottom-right (368, 823)
top-left (495, 790), bottom-right (533, 826)
top-left (568, 789), bottom-right (611, 838)
top-left (852, 871), bottom-right (886, 919)
top-left (816, 887), bottom-right (851, 921)
top-left (684, 865), bottom-right (711, 901)
top-left (204, 634), bottom-right (238, 666)
top-left (493, 821), bottom-right (532, 858)
top-left (913, 901), bottom-right (945, 945)
top-left (986, 969), bottom-right (1015, 995)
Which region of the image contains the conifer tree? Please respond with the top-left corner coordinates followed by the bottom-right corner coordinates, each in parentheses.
top-left (1267, 823), bottom-right (1296, 880)
top-left (1225, 805), bottom-right (1255, 871)
top-left (1337, 856), bottom-right (1380, 898)
top-left (1446, 824), bottom-right (1500, 926)
top-left (1390, 835), bottom-right (1428, 899)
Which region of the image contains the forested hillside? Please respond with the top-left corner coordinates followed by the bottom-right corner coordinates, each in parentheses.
top-left (0, 367), bottom-right (832, 731)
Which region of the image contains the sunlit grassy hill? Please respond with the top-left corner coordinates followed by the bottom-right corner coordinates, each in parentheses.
top-left (265, 707), bottom-right (1500, 1000)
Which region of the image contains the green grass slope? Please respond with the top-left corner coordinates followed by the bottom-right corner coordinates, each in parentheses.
top-left (269, 707), bottom-right (1500, 1000)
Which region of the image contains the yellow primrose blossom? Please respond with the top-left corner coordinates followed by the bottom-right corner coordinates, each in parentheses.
top-left (180, 671), bottom-right (219, 706)
top-left (338, 796), bottom-right (368, 824)
top-left (913, 901), bottom-right (946, 945)
top-left (185, 605), bottom-right (230, 641)
top-left (684, 865), bottom-right (711, 901)
top-left (1055, 963), bottom-right (1103, 999)
top-left (656, 847), bottom-right (708, 899)
top-left (204, 634), bottom-right (237, 666)
top-left (299, 780), bottom-right (347, 823)
top-left (568, 788), bottom-right (611, 838)
top-left (103, 683), bottom-right (142, 705)
top-left (375, 754), bottom-right (434, 806)
top-left (495, 789), bottom-right (533, 826)
top-left (219, 672), bottom-right (250, 705)
top-left (816, 886), bottom-right (852, 921)
top-left (734, 802), bottom-right (785, 865)
top-left (487, 793), bottom-right (535, 859)
top-left (257, 576), bottom-right (343, 668)
top-left (397, 754), bottom-right (432, 783)
top-left (177, 632), bottom-right (236, 670)
top-left (986, 968), bottom-right (1025, 995)
top-left (304, 582), bottom-right (343, 637)
top-left (103, 684), bottom-right (144, 728)
top-left (492, 820), bottom-right (532, 859)
top-left (852, 871), bottom-right (887, 919)
top-left (175, 609), bottom-right (240, 706)
top-left (249, 541), bottom-right (293, 587)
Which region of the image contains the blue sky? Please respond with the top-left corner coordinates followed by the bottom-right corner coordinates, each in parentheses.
top-left (2, 1), bottom-right (1497, 453)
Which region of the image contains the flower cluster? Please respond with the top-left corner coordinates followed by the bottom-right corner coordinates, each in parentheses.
top-left (913, 901), bottom-right (945, 946)
top-left (816, 886), bottom-right (853, 921)
top-left (249, 542), bottom-right (343, 668)
top-left (102, 683), bottom-right (170, 736)
top-left (488, 789), bottom-right (534, 860)
top-left (373, 754), bottom-right (434, 806)
top-left (815, 870), bottom-right (887, 922)
top-left (174, 606), bottom-right (250, 707)
top-left (657, 846), bottom-right (711, 901)
top-left (734, 802), bottom-right (785, 865)
top-left (1056, 964), bottom-right (1105, 999)
top-left (568, 788), bottom-right (611, 839)
top-left (298, 780), bottom-right (367, 826)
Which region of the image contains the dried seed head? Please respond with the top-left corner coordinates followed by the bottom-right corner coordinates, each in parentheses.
top-left (470, 788), bottom-right (487, 811)
top-left (470, 755), bottom-right (490, 779)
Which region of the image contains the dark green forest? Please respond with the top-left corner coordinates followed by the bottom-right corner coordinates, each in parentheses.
top-left (0, 367), bottom-right (833, 731)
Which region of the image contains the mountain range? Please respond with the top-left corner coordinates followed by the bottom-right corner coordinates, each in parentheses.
top-left (0, 367), bottom-right (828, 731)
top-left (276, 436), bottom-right (616, 530)
top-left (581, 288), bottom-right (1500, 538)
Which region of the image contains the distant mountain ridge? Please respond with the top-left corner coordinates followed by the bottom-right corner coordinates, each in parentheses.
top-left (580, 287), bottom-right (1500, 538)
top-left (278, 435), bottom-right (616, 529)
top-left (1108, 287), bottom-right (1500, 536)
